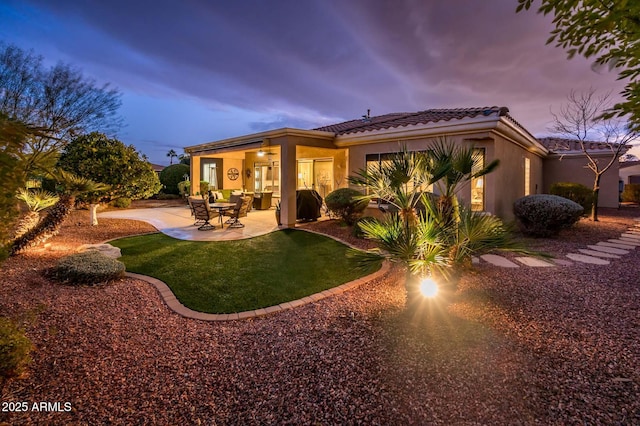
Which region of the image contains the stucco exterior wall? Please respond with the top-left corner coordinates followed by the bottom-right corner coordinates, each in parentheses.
top-left (345, 133), bottom-right (543, 220)
top-left (489, 134), bottom-right (544, 220)
top-left (543, 155), bottom-right (621, 208)
top-left (620, 163), bottom-right (640, 184)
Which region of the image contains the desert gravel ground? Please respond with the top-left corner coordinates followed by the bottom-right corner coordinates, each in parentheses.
top-left (0, 207), bottom-right (639, 425)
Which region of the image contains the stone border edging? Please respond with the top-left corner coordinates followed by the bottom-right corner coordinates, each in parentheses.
top-left (117, 227), bottom-right (390, 321)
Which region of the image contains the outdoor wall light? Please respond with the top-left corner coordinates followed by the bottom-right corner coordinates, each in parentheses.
top-left (257, 149), bottom-right (265, 157)
top-left (419, 276), bottom-right (438, 298)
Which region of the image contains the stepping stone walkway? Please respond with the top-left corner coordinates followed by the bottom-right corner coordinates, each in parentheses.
top-left (609, 239), bottom-right (640, 246)
top-left (597, 241), bottom-right (637, 250)
top-left (586, 245), bottom-right (629, 255)
top-left (474, 219), bottom-right (640, 268)
top-left (480, 254), bottom-right (519, 268)
top-left (566, 253), bottom-right (610, 265)
top-left (578, 249), bottom-right (620, 259)
top-left (514, 257), bottom-right (554, 267)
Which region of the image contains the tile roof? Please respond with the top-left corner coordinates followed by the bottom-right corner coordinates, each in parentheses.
top-left (620, 160), bottom-right (640, 169)
top-left (537, 137), bottom-right (628, 154)
top-left (314, 106), bottom-right (512, 135)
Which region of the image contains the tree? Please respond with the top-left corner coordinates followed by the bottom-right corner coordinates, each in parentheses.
top-left (57, 132), bottom-right (161, 225)
top-left (550, 88), bottom-right (637, 221)
top-left (0, 113), bottom-right (30, 261)
top-left (517, 0), bottom-right (640, 130)
top-left (178, 153), bottom-right (190, 166)
top-left (349, 143), bottom-right (520, 313)
top-left (166, 149), bottom-right (177, 165)
top-left (10, 170), bottom-right (108, 255)
top-left (0, 42), bottom-right (122, 178)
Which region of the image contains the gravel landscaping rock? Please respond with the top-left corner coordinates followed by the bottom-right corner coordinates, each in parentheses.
top-left (1, 209), bottom-right (639, 424)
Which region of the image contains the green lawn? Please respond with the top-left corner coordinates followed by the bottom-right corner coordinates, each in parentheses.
top-left (111, 229), bottom-right (381, 314)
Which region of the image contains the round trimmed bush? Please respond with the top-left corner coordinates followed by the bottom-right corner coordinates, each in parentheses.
top-left (51, 251), bottom-right (125, 285)
top-left (0, 317), bottom-right (31, 379)
top-left (325, 188), bottom-right (368, 225)
top-left (112, 197), bottom-right (131, 208)
top-left (159, 164), bottom-right (189, 195)
top-left (549, 182), bottom-right (593, 216)
top-left (513, 194), bottom-right (584, 237)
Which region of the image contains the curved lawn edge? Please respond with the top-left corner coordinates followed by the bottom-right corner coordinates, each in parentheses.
top-left (126, 261), bottom-right (390, 321)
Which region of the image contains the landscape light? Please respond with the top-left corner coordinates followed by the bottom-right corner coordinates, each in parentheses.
top-left (419, 276), bottom-right (438, 298)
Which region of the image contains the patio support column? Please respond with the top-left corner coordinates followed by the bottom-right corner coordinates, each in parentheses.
top-left (279, 140), bottom-right (297, 228)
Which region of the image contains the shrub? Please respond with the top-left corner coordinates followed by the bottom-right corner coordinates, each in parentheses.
top-left (177, 180), bottom-right (191, 197)
top-left (549, 182), bottom-right (593, 216)
top-left (112, 197), bottom-right (131, 208)
top-left (621, 183), bottom-right (640, 203)
top-left (51, 251), bottom-right (125, 285)
top-left (0, 317), bottom-right (31, 380)
top-left (325, 188), bottom-right (368, 225)
top-left (353, 216), bottom-right (379, 238)
top-left (199, 181), bottom-right (210, 197)
top-left (155, 193), bottom-right (181, 200)
top-left (513, 194), bottom-right (584, 237)
top-left (159, 164), bottom-right (189, 195)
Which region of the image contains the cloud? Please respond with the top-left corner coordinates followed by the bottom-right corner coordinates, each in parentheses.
top-left (2, 0), bottom-right (631, 163)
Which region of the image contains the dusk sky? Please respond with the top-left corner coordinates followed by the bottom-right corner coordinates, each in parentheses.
top-left (1, 0), bottom-right (636, 165)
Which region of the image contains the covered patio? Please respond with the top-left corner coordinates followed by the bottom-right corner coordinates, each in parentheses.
top-left (185, 128), bottom-right (348, 227)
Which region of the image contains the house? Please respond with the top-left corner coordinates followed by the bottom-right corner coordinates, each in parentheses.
top-left (184, 107), bottom-right (621, 227)
top-left (537, 137), bottom-right (627, 209)
top-left (620, 160), bottom-right (640, 185)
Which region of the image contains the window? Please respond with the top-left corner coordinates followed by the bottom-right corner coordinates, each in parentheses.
top-left (364, 151), bottom-right (433, 196)
top-left (524, 157), bottom-right (531, 196)
top-left (254, 161), bottom-right (280, 196)
top-left (296, 159), bottom-right (333, 198)
top-left (471, 148), bottom-right (485, 211)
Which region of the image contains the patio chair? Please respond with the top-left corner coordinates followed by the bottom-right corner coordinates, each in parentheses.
top-left (222, 195), bottom-right (251, 228)
top-left (188, 197), bottom-right (207, 226)
top-left (190, 198), bottom-right (219, 231)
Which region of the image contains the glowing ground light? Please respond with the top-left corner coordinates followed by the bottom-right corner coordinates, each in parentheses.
top-left (419, 277), bottom-right (438, 297)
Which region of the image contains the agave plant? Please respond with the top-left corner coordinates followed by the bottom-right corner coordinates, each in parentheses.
top-left (10, 170), bottom-right (109, 255)
top-left (13, 188), bottom-right (59, 239)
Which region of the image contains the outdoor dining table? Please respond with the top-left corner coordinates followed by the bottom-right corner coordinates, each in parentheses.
top-left (209, 202), bottom-right (237, 228)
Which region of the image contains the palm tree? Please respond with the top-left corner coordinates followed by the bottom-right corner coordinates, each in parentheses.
top-left (166, 149), bottom-right (177, 165)
top-left (13, 188), bottom-right (59, 239)
top-left (350, 142), bottom-right (524, 312)
top-left (426, 137), bottom-right (499, 226)
top-left (10, 170), bottom-right (109, 255)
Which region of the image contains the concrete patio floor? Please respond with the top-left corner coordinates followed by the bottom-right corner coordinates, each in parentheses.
top-left (99, 206), bottom-right (281, 241)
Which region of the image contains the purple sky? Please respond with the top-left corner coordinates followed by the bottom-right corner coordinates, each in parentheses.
top-left (1, 0), bottom-right (636, 165)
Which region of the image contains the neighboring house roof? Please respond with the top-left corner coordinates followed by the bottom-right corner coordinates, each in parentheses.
top-left (538, 137), bottom-right (631, 156)
top-left (150, 163), bottom-right (165, 173)
top-left (314, 106), bottom-right (517, 135)
top-left (620, 160), bottom-right (640, 169)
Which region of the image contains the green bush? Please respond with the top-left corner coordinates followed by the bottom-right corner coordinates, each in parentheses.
top-left (550, 182), bottom-right (593, 215)
top-left (513, 194), bottom-right (584, 237)
top-left (51, 251), bottom-right (125, 285)
top-left (155, 193), bottom-right (181, 200)
top-left (353, 216), bottom-right (379, 238)
top-left (621, 183), bottom-right (640, 203)
top-left (159, 164), bottom-right (189, 195)
top-left (325, 188), bottom-right (368, 225)
top-left (0, 317), bottom-right (31, 379)
top-left (199, 181), bottom-right (210, 196)
top-left (112, 197), bottom-right (131, 208)
top-left (177, 180), bottom-right (191, 197)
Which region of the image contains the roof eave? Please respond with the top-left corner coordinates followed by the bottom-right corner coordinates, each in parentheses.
top-left (185, 127), bottom-right (335, 154)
